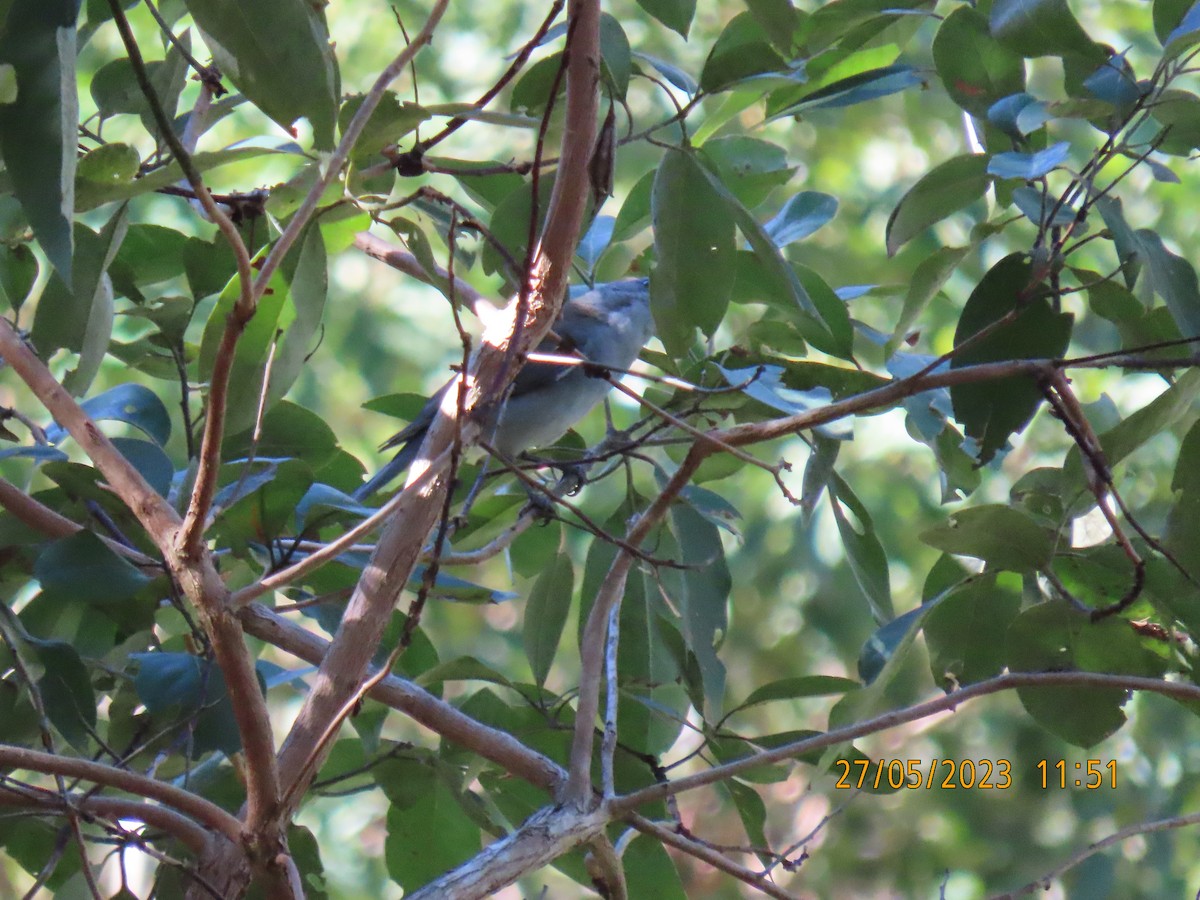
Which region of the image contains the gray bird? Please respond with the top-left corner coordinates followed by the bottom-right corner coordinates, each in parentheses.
top-left (354, 278), bottom-right (653, 498)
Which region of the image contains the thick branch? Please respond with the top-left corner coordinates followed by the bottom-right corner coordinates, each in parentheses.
top-left (272, 0), bottom-right (601, 824)
top-left (406, 804), bottom-right (610, 900)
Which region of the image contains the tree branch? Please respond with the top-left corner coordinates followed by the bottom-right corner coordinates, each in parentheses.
top-left (0, 745), bottom-right (243, 842)
top-left (612, 671), bottom-right (1200, 814)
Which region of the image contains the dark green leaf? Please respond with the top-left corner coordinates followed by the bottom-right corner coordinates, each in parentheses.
top-left (886, 154), bottom-right (989, 255)
top-left (27, 638), bottom-right (94, 749)
top-left (736, 675), bottom-right (860, 712)
top-left (0, 243), bottom-right (37, 313)
top-left (522, 539), bottom-right (575, 687)
top-left (111, 437), bottom-right (174, 497)
top-left (34, 530), bottom-right (151, 604)
top-left (664, 503), bottom-right (730, 717)
top-left (887, 244), bottom-right (969, 351)
top-left (624, 833), bottom-right (687, 898)
top-left (1133, 228), bottom-right (1200, 337)
top-left (1007, 603), bottom-right (1163, 747)
top-left (700, 11), bottom-right (784, 92)
top-left (612, 169), bottom-right (654, 241)
top-left (989, 0), bottom-right (1107, 61)
top-left (510, 52), bottom-right (565, 114)
top-left (31, 206), bottom-right (127, 395)
top-left (599, 13), bottom-right (632, 97)
top-left (1094, 195), bottom-right (1141, 289)
top-left (383, 761), bottom-right (480, 890)
top-left (651, 148), bottom-right (736, 352)
top-left (923, 574), bottom-right (1021, 688)
top-left (744, 0), bottom-right (798, 54)
top-left (703, 136), bottom-right (796, 209)
top-left (44, 383), bottom-right (172, 448)
top-left (1164, 418), bottom-right (1200, 579)
top-left (949, 254), bottom-right (1073, 465)
top-left (636, 0), bottom-right (695, 38)
top-left (920, 504), bottom-right (1054, 572)
top-left (338, 91), bottom-right (429, 163)
top-left (769, 64), bottom-right (924, 117)
top-left (856, 603), bottom-right (928, 686)
top-left (830, 473), bottom-right (893, 620)
top-left (0, 0), bottom-right (79, 282)
top-left (933, 6), bottom-right (1026, 117)
top-left (182, 0), bottom-right (339, 149)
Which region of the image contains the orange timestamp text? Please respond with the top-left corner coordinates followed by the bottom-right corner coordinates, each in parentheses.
top-left (833, 758), bottom-right (1013, 790)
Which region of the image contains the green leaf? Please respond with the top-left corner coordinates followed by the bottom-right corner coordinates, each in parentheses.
top-left (885, 154), bottom-right (990, 256)
top-left (933, 6), bottom-right (1026, 117)
top-left (923, 574), bottom-right (1021, 689)
top-left (31, 207), bottom-right (128, 395)
top-left (45, 383), bottom-right (172, 447)
top-left (651, 148), bottom-right (736, 353)
top-left (1062, 368), bottom-right (1200, 501)
top-left (76, 145), bottom-right (293, 210)
top-left (34, 531), bottom-right (150, 604)
top-left (182, 0), bottom-right (339, 149)
top-left (27, 638), bottom-right (95, 749)
top-left (1155, 0), bottom-right (1197, 44)
top-left (949, 254), bottom-right (1073, 465)
top-left (0, 243), bottom-right (38, 314)
top-left (383, 760), bottom-right (480, 890)
top-left (0, 0), bottom-right (79, 282)
top-left (510, 52), bottom-right (565, 115)
top-left (1164, 418), bottom-right (1200, 580)
top-left (131, 652), bottom-right (246, 755)
top-left (0, 62), bottom-right (14, 102)
top-left (1093, 196), bottom-right (1141, 289)
top-left (522, 538), bottom-right (575, 688)
top-left (266, 224), bottom-right (329, 409)
top-left (693, 160), bottom-right (850, 357)
top-left (76, 143), bottom-right (140, 190)
top-left (700, 11), bottom-right (784, 92)
top-left (637, 0), bottom-right (696, 38)
top-left (599, 13), bottom-right (632, 98)
top-left (664, 502), bottom-right (730, 717)
top-left (989, 0), bottom-right (1107, 62)
top-left (1007, 603), bottom-right (1164, 747)
top-left (1133, 229), bottom-right (1200, 337)
top-left (736, 675), bottom-right (860, 712)
top-left (833, 601), bottom-right (935, 727)
top-left (624, 833), bottom-right (687, 898)
top-left (830, 473), bottom-right (893, 620)
top-left (768, 64), bottom-right (924, 117)
top-left (703, 135), bottom-right (796, 209)
top-left (197, 251), bottom-right (290, 435)
top-left (887, 244), bottom-right (969, 351)
top-left (920, 504), bottom-right (1054, 572)
top-left (612, 169), bottom-right (654, 242)
top-left (111, 436), bottom-right (174, 497)
top-left (744, 0), bottom-right (799, 55)
top-left (338, 92), bottom-right (430, 163)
